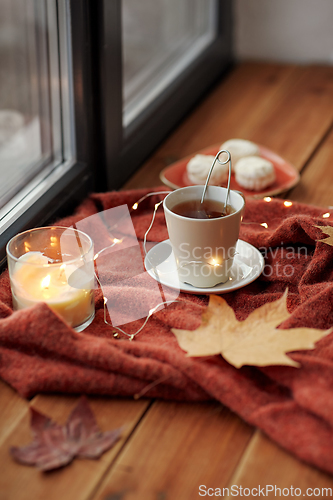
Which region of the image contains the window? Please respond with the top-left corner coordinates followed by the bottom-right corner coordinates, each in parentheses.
top-left (122, 0), bottom-right (217, 126)
top-left (0, 0), bottom-right (63, 210)
top-left (97, 0), bottom-right (232, 190)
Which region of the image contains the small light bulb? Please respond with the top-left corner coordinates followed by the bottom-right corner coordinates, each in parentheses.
top-left (284, 201), bottom-right (293, 207)
top-left (322, 212), bottom-right (330, 218)
top-left (260, 223), bottom-right (268, 228)
top-left (132, 203), bottom-right (138, 210)
top-left (264, 197), bottom-right (272, 202)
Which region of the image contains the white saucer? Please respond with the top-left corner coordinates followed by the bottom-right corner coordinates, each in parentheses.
top-left (144, 239), bottom-right (264, 294)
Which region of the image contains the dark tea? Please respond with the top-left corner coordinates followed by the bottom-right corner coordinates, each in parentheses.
top-left (171, 199), bottom-right (235, 219)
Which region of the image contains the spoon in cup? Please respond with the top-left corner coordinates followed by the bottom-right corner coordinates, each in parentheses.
top-left (200, 149), bottom-right (232, 215)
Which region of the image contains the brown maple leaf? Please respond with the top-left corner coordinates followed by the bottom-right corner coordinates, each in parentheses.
top-left (172, 291), bottom-right (332, 368)
top-left (315, 225), bottom-right (333, 246)
top-left (10, 397), bottom-right (122, 471)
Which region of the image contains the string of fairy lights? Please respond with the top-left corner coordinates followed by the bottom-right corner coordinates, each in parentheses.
top-left (91, 191), bottom-right (332, 341)
top-left (93, 191), bottom-right (178, 341)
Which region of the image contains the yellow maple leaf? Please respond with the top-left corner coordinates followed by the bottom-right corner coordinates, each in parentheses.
top-left (315, 225), bottom-right (333, 246)
top-left (172, 290), bottom-right (332, 368)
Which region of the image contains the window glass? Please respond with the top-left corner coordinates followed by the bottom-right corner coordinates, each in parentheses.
top-left (122, 0), bottom-right (217, 126)
top-left (0, 0), bottom-right (61, 209)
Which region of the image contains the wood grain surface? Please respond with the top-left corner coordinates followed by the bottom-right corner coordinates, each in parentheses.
top-left (1, 62), bottom-right (333, 499)
top-left (94, 403), bottom-right (253, 500)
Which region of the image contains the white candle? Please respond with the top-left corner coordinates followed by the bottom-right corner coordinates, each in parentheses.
top-left (11, 251), bottom-right (94, 329)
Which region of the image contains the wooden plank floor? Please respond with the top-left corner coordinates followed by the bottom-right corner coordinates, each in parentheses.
top-left (1, 62), bottom-right (333, 499)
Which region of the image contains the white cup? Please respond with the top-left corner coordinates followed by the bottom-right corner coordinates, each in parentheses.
top-left (163, 185), bottom-right (245, 288)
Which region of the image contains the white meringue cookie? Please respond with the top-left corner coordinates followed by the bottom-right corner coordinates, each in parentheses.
top-left (235, 156), bottom-right (276, 191)
top-left (186, 154), bottom-right (228, 185)
top-left (220, 139), bottom-right (259, 171)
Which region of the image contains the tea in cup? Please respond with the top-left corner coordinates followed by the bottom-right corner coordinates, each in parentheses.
top-left (163, 185), bottom-right (245, 287)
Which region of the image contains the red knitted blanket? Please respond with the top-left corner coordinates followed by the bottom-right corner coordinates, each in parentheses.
top-left (1, 188), bottom-right (333, 474)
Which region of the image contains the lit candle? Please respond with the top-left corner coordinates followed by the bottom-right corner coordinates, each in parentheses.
top-left (7, 227), bottom-right (95, 331)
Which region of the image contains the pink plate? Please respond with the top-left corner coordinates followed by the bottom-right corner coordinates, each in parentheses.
top-left (159, 144), bottom-right (300, 198)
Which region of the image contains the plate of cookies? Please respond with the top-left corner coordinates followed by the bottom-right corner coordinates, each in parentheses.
top-left (159, 139), bottom-right (300, 198)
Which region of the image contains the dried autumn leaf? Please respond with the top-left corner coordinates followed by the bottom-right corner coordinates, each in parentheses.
top-left (66, 398), bottom-right (123, 459)
top-left (10, 397), bottom-right (122, 471)
top-left (315, 225), bottom-right (333, 246)
top-left (172, 291), bottom-right (332, 368)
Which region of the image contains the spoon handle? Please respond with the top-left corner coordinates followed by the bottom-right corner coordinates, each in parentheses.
top-left (200, 150), bottom-right (232, 214)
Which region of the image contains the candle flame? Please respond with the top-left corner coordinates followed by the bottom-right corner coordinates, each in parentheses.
top-left (41, 275), bottom-right (51, 289)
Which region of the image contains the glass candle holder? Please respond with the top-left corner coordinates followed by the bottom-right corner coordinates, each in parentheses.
top-left (6, 226), bottom-right (95, 332)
